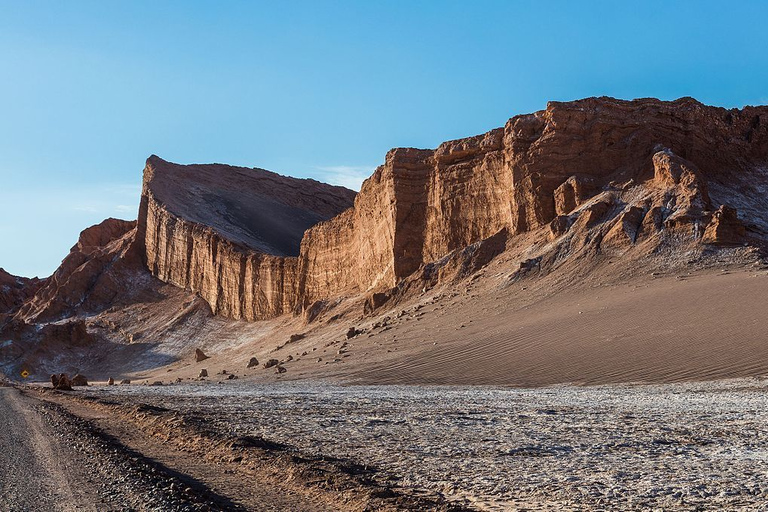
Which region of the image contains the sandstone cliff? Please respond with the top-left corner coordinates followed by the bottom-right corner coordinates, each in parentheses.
top-left (136, 156), bottom-right (357, 320)
top-left (3, 95), bottom-right (768, 382)
top-left (135, 97), bottom-right (768, 321)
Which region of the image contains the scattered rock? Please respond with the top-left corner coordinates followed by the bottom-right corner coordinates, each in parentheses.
top-left (150, 381), bottom-right (163, 386)
top-left (289, 333), bottom-right (305, 343)
top-left (246, 357), bottom-right (259, 368)
top-left (347, 327), bottom-right (361, 339)
top-left (71, 374), bottom-right (89, 387)
top-left (107, 377), bottom-right (115, 386)
top-left (227, 374), bottom-right (238, 380)
top-left (275, 365), bottom-right (287, 374)
top-left (51, 373), bottom-right (73, 391)
top-left (703, 205), bottom-right (746, 245)
top-left (263, 359), bottom-right (279, 369)
top-left (195, 349), bottom-right (210, 362)
top-left (120, 379), bottom-right (131, 385)
top-left (364, 292), bottom-right (390, 314)
top-left (198, 369), bottom-right (208, 378)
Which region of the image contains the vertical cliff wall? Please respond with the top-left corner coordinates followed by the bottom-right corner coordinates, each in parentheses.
top-left (137, 97), bottom-right (768, 321)
top-left (136, 156), bottom-right (357, 320)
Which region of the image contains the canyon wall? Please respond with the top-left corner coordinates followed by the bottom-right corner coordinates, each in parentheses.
top-left (136, 97), bottom-right (768, 320)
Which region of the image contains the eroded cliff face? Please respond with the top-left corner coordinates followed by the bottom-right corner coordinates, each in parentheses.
top-left (0, 269), bottom-right (43, 317)
top-left (136, 156), bottom-right (357, 320)
top-left (136, 97), bottom-right (768, 321)
top-left (15, 218), bottom-right (140, 323)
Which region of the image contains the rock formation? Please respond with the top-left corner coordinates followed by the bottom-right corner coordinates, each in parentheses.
top-left (134, 97), bottom-right (767, 321)
top-left (136, 156), bottom-right (356, 320)
top-left (0, 269), bottom-right (44, 316)
top-left (16, 218), bottom-right (139, 322)
top-left (2, 96), bottom-right (767, 382)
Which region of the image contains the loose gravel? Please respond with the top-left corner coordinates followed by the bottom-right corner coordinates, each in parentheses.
top-left (83, 378), bottom-right (768, 510)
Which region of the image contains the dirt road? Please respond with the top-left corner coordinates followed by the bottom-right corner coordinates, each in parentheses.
top-left (0, 385), bottom-right (461, 511)
top-left (0, 386), bottom-right (86, 511)
top-left (0, 385), bottom-right (251, 511)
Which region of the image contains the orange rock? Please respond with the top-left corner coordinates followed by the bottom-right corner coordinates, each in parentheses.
top-left (703, 205), bottom-right (746, 245)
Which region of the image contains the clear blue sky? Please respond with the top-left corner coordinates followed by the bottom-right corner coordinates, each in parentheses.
top-left (1, 1), bottom-right (767, 277)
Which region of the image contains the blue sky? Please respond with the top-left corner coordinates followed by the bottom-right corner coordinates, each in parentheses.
top-left (1, 1), bottom-right (767, 277)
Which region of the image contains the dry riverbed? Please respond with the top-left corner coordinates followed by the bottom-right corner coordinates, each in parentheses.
top-left (62, 377), bottom-right (768, 511)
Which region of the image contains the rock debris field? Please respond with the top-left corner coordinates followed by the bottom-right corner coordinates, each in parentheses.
top-left (86, 378), bottom-right (768, 510)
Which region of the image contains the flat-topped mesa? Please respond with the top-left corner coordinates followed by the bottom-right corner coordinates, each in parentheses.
top-left (138, 97), bottom-right (768, 321)
top-left (136, 156), bottom-right (356, 320)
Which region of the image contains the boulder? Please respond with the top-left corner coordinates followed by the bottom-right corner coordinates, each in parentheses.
top-left (195, 349), bottom-right (210, 362)
top-left (107, 377), bottom-right (115, 386)
top-left (548, 215), bottom-right (572, 239)
top-left (71, 374), bottom-right (88, 386)
top-left (703, 205), bottom-right (746, 245)
top-left (246, 357), bottom-right (259, 368)
top-left (275, 365), bottom-right (287, 374)
top-left (263, 359), bottom-right (279, 369)
top-left (346, 327), bottom-right (361, 339)
top-left (198, 369), bottom-right (208, 378)
top-left (554, 175), bottom-right (598, 216)
top-left (363, 292), bottom-right (390, 314)
top-left (51, 373), bottom-right (73, 391)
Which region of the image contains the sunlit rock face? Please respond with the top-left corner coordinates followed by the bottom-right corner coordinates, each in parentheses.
top-left (133, 97), bottom-right (767, 320)
top-left (136, 156), bottom-right (356, 320)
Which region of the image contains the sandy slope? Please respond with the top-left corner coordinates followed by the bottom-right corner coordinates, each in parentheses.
top-left (120, 257), bottom-right (768, 388)
top-left (350, 269), bottom-right (768, 386)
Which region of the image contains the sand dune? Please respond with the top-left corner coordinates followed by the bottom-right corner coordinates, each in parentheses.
top-left (343, 268), bottom-right (768, 386)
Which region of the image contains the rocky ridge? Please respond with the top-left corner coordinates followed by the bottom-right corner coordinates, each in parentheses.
top-left (138, 97), bottom-right (768, 321)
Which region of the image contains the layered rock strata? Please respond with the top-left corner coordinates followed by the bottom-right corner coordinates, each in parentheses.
top-left (137, 157), bottom-right (357, 320)
top-left (136, 97), bottom-right (768, 321)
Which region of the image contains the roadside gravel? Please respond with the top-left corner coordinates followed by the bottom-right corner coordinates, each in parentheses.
top-left (82, 378), bottom-right (768, 510)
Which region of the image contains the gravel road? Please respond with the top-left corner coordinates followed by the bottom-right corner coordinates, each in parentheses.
top-left (0, 385), bottom-right (253, 511)
top-left (0, 386), bottom-right (87, 511)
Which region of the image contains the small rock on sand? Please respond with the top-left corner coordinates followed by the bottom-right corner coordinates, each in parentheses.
top-left (247, 357), bottom-right (259, 368)
top-left (198, 369), bottom-right (208, 378)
